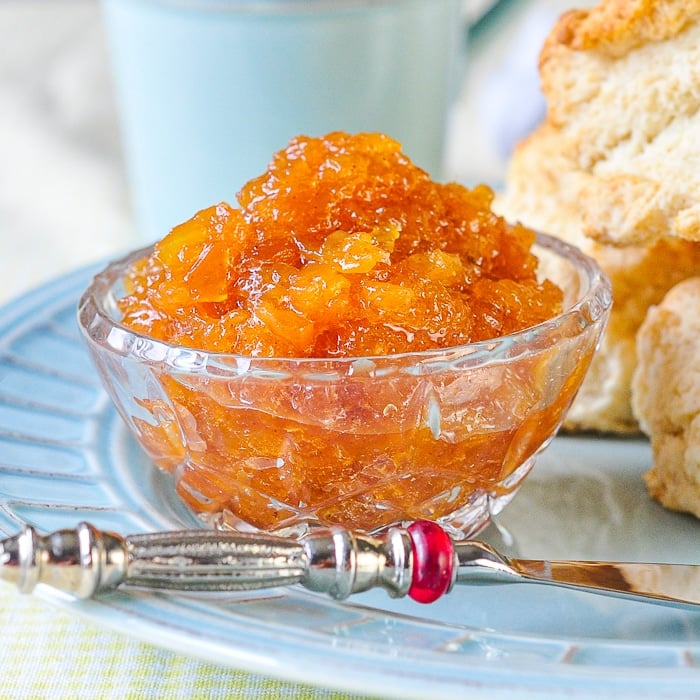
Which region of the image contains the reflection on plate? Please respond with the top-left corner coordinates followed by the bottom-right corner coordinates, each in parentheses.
top-left (1, 265), bottom-right (700, 699)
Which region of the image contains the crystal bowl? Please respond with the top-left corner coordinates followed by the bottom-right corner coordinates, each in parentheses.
top-left (78, 233), bottom-right (611, 539)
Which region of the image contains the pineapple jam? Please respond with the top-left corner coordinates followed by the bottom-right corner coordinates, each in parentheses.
top-left (117, 132), bottom-right (568, 533)
top-left (120, 132), bottom-right (562, 355)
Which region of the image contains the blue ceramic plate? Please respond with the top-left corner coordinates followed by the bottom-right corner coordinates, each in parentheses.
top-left (1, 264), bottom-right (699, 699)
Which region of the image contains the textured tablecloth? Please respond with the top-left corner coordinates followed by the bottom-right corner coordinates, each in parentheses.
top-left (0, 591), bottom-right (363, 699)
top-left (0, 1), bottom-right (576, 697)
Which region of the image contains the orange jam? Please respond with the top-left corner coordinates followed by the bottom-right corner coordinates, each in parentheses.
top-left (118, 132), bottom-right (570, 534)
top-left (120, 132), bottom-right (562, 357)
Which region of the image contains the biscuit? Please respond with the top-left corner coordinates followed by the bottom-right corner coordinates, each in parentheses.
top-left (632, 278), bottom-right (700, 517)
top-left (496, 0), bottom-right (700, 433)
top-left (537, 0), bottom-right (700, 246)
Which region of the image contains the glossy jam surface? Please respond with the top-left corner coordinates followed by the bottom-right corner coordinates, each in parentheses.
top-left (119, 132), bottom-right (562, 357)
top-left (102, 133), bottom-right (595, 536)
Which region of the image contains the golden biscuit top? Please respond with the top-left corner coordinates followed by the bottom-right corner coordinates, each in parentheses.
top-left (543, 0), bottom-right (700, 61)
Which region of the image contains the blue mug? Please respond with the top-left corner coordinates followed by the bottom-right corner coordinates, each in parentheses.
top-left (101, 0), bottom-right (466, 240)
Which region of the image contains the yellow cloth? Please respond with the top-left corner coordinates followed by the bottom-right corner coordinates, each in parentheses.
top-left (0, 587), bottom-right (366, 699)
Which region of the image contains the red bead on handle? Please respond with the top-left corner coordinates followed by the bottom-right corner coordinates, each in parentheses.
top-left (406, 520), bottom-right (455, 603)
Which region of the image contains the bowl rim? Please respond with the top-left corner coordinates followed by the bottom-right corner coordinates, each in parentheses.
top-left (77, 231), bottom-right (612, 373)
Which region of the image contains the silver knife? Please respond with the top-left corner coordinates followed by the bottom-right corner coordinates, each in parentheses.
top-left (1, 520), bottom-right (699, 610)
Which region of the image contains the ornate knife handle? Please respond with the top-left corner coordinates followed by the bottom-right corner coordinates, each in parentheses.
top-left (0, 521), bottom-right (445, 602)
